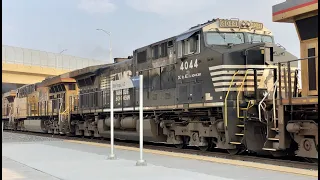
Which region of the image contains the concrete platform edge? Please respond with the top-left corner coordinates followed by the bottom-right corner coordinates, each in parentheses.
top-left (64, 140), bottom-right (318, 177)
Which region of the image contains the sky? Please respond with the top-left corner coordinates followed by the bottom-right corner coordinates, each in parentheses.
top-left (2, 0), bottom-right (300, 63)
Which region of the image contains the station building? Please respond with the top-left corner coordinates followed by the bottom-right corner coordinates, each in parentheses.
top-left (272, 0), bottom-right (318, 96)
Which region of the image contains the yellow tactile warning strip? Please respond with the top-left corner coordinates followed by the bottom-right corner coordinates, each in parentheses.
top-left (2, 168), bottom-right (25, 180)
top-left (65, 140), bottom-right (318, 177)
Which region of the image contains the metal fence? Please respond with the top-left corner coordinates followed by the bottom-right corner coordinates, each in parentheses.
top-left (2, 45), bottom-right (106, 70)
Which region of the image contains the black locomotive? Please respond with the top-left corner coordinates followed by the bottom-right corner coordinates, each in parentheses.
top-left (67, 19), bottom-right (299, 155)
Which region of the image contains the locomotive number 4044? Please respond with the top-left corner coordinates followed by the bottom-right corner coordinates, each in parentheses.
top-left (180, 59), bottom-right (199, 71)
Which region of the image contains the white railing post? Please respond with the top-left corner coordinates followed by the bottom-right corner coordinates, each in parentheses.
top-left (108, 81), bottom-right (116, 160)
top-left (136, 74), bottom-right (146, 166)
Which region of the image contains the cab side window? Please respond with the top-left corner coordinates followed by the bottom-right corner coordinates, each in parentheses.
top-left (177, 33), bottom-right (200, 58)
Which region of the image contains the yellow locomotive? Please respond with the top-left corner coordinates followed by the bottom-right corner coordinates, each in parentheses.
top-left (3, 73), bottom-right (78, 133)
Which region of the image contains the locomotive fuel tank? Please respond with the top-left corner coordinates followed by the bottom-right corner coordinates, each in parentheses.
top-left (105, 116), bottom-right (121, 129)
top-left (120, 116), bottom-right (138, 130)
top-left (23, 119), bottom-right (47, 133)
top-left (97, 116), bottom-right (166, 142)
top-left (135, 118), bottom-right (163, 138)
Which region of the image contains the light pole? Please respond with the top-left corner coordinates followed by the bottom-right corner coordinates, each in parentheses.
top-left (97, 28), bottom-right (115, 160)
top-left (96, 28), bottom-right (112, 63)
top-left (58, 49), bottom-right (67, 69)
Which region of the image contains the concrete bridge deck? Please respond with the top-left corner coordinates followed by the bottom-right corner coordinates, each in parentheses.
top-left (2, 45), bottom-right (106, 92)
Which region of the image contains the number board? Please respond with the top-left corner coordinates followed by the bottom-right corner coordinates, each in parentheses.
top-left (219, 19), bottom-right (264, 30)
top-left (219, 19), bottom-right (239, 28)
top-left (250, 22), bottom-right (263, 30)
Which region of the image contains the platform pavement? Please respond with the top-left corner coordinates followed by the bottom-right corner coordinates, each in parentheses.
top-left (2, 132), bottom-right (318, 180)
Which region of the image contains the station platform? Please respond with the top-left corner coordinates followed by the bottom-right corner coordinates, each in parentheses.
top-left (2, 132), bottom-right (318, 180)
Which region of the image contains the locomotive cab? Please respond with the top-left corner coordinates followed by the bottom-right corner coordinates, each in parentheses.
top-left (175, 19), bottom-right (298, 103)
top-left (2, 90), bottom-right (16, 129)
top-left (39, 75), bottom-right (78, 134)
top-left (164, 18), bottom-right (300, 152)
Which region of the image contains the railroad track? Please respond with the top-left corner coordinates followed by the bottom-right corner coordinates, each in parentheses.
top-left (4, 129), bottom-right (318, 171)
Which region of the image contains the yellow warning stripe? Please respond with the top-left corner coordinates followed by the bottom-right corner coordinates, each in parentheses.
top-left (64, 140), bottom-right (318, 177)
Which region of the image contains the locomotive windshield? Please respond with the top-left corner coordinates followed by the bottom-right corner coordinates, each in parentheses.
top-left (205, 32), bottom-right (274, 46)
top-left (206, 32), bottom-right (245, 45)
top-left (247, 33), bottom-right (273, 43)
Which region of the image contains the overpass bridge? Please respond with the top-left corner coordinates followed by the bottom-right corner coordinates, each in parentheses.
top-left (2, 45), bottom-right (106, 93)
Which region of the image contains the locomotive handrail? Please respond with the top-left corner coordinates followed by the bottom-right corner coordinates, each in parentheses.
top-left (60, 107), bottom-right (69, 115)
top-left (258, 92), bottom-right (269, 122)
top-left (270, 56), bottom-right (318, 65)
top-left (276, 43), bottom-right (286, 50)
top-left (224, 70), bottom-right (239, 128)
top-left (236, 69), bottom-right (250, 118)
top-left (272, 79), bottom-right (279, 132)
top-left (8, 106), bottom-right (13, 121)
top-left (258, 79), bottom-right (278, 123)
top-left (57, 98), bottom-right (65, 126)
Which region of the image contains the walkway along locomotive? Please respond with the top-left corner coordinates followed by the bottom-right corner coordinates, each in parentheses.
top-left (3, 18), bottom-right (317, 160)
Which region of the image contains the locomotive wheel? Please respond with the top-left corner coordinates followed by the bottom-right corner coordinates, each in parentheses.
top-left (306, 158), bottom-right (318, 163)
top-left (198, 140), bottom-right (214, 151)
top-left (198, 146), bottom-right (210, 152)
top-left (175, 144), bottom-right (186, 149)
top-left (66, 132), bottom-right (74, 137)
top-left (270, 151), bottom-right (286, 157)
top-left (227, 148), bottom-right (242, 155)
top-left (174, 136), bottom-right (188, 149)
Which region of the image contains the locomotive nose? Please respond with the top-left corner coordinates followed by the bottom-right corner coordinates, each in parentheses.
top-left (242, 43), bottom-right (298, 66)
top-left (261, 43), bottom-right (298, 65)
